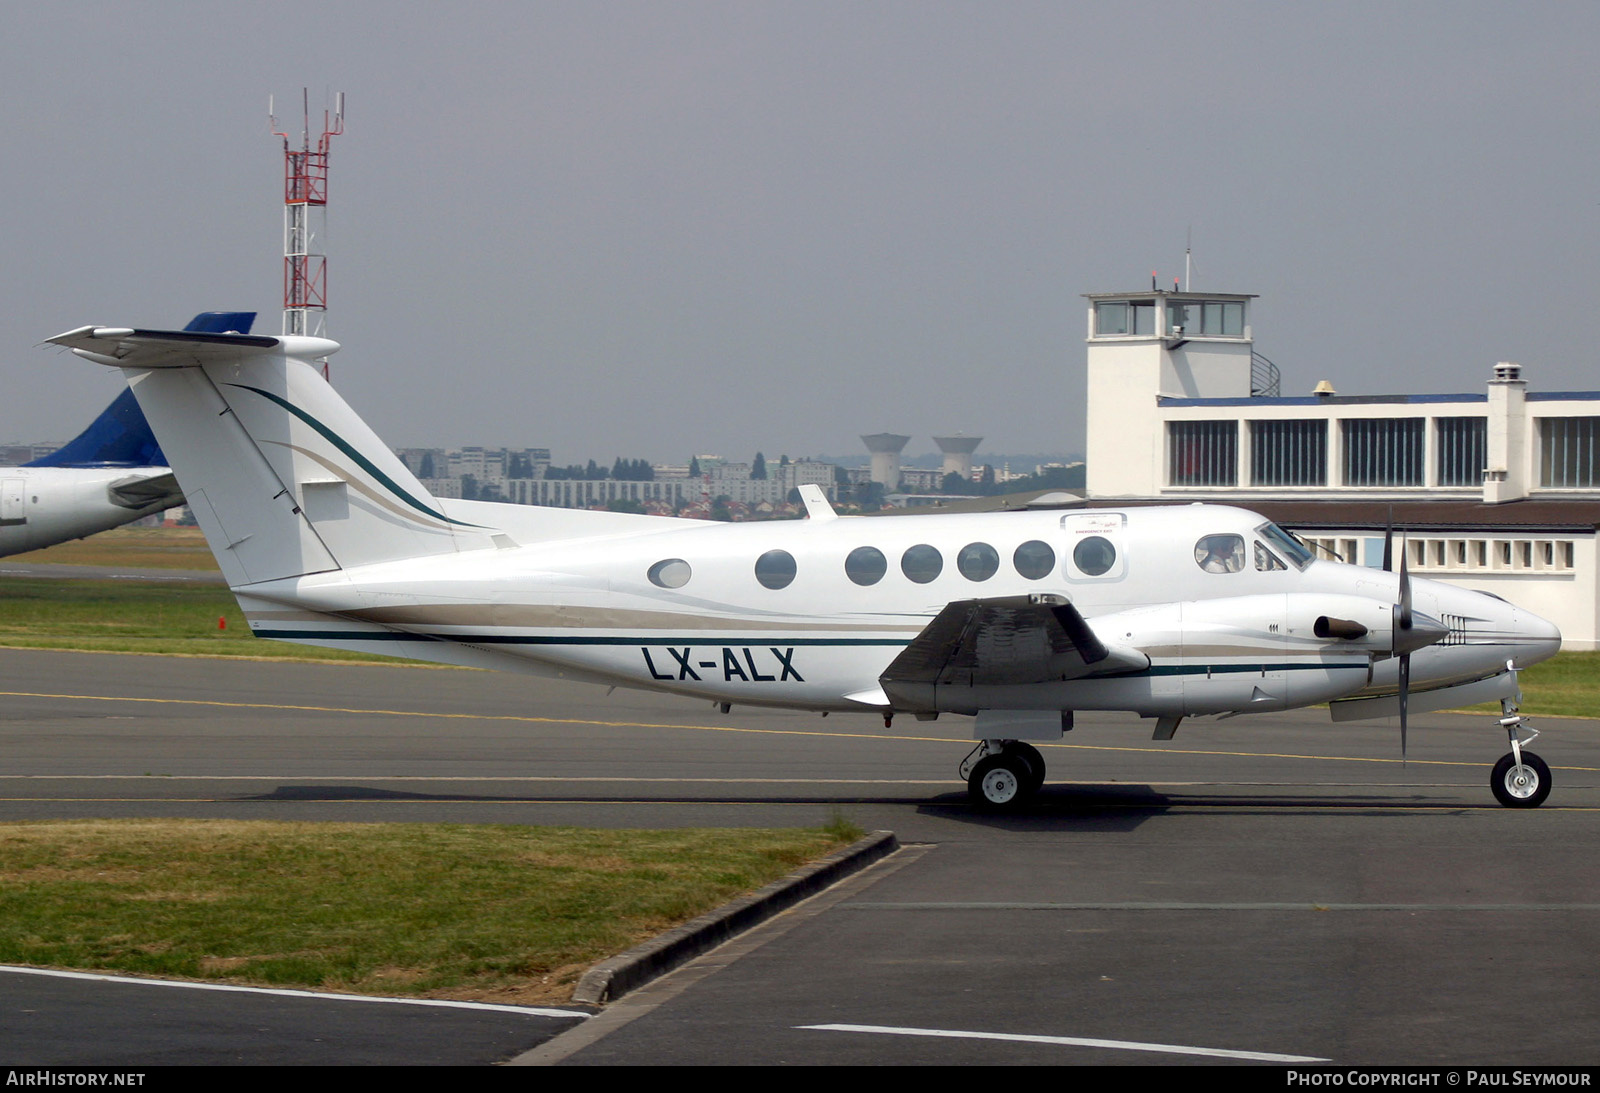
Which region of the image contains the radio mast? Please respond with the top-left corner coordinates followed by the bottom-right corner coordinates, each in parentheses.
top-left (270, 90), bottom-right (344, 377)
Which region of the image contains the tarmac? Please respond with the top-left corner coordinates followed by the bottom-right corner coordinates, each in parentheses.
top-left (1, 647), bottom-right (1597, 1065)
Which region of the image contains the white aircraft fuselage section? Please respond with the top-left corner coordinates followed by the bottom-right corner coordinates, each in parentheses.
top-left (0, 466), bottom-right (180, 557)
top-left (236, 502), bottom-right (1559, 716)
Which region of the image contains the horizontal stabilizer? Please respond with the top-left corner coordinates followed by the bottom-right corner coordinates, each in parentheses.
top-left (46, 326), bottom-right (327, 370)
top-left (31, 314), bottom-right (256, 470)
top-left (107, 471), bottom-right (182, 510)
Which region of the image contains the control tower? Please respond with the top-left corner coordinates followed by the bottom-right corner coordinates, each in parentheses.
top-left (932, 434), bottom-right (982, 481)
top-left (1083, 288), bottom-right (1258, 497)
top-left (860, 433), bottom-right (910, 490)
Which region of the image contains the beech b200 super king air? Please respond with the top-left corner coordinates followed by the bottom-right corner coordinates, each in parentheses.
top-left (44, 324), bottom-right (1564, 809)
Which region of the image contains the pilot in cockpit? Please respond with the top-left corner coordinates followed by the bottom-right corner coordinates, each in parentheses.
top-left (1195, 534), bottom-right (1246, 574)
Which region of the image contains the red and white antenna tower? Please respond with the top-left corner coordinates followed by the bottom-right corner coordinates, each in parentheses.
top-left (270, 90), bottom-right (344, 375)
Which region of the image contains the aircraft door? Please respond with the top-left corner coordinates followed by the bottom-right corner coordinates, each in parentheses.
top-left (0, 479), bottom-right (25, 525)
top-left (1060, 512), bottom-right (1127, 582)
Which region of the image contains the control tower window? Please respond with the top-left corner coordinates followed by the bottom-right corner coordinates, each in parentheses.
top-left (1095, 300), bottom-right (1157, 336)
top-left (1167, 301), bottom-right (1246, 336)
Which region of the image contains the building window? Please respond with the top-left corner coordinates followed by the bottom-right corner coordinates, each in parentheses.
top-left (1168, 421), bottom-right (1237, 486)
top-left (1095, 300), bottom-right (1157, 336)
top-left (1167, 300), bottom-right (1246, 337)
top-left (1437, 417), bottom-right (1487, 487)
top-left (1342, 418), bottom-right (1423, 486)
top-left (1539, 417), bottom-right (1600, 488)
top-left (1251, 420), bottom-right (1327, 486)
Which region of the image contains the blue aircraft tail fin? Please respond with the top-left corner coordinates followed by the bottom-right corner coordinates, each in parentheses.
top-left (27, 312), bottom-right (256, 467)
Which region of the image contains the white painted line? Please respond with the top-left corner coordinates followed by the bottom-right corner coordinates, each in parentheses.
top-left (0, 965), bottom-right (589, 1019)
top-left (797, 1022), bottom-right (1330, 1063)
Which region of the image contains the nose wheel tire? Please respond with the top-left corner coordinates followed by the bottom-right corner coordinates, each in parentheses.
top-left (1491, 751), bottom-right (1551, 809)
top-left (968, 754), bottom-right (1036, 811)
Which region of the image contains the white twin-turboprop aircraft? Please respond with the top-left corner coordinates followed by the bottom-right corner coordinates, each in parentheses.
top-left (44, 323), bottom-right (1563, 808)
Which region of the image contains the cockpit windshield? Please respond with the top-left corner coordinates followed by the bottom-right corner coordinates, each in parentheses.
top-left (1256, 522), bottom-right (1314, 570)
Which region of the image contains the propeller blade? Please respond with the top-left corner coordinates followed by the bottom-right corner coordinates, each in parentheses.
top-left (1397, 533), bottom-right (1413, 632)
top-left (1382, 511), bottom-right (1394, 572)
top-left (1399, 652), bottom-right (1410, 761)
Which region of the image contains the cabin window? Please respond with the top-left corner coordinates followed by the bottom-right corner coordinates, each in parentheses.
top-left (647, 558), bottom-right (691, 589)
top-left (1195, 534), bottom-right (1245, 574)
top-left (754, 549), bottom-right (797, 590)
top-left (901, 544), bottom-right (944, 584)
top-left (1013, 540), bottom-right (1056, 580)
top-left (1073, 536), bottom-right (1117, 577)
top-left (956, 542), bottom-right (999, 582)
top-left (845, 546), bottom-right (887, 586)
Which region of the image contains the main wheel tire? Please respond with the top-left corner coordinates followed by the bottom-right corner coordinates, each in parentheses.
top-left (1491, 751), bottom-right (1551, 809)
top-left (968, 754), bottom-right (1034, 811)
top-left (1003, 741), bottom-right (1047, 794)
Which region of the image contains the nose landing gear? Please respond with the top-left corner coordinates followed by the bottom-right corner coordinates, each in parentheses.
top-left (1491, 696), bottom-right (1550, 809)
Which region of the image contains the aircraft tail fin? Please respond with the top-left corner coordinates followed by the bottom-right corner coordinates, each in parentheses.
top-left (45, 323), bottom-right (494, 587)
top-left (27, 313), bottom-right (257, 470)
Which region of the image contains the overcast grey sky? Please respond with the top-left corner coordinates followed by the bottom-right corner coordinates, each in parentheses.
top-left (3, 2), bottom-right (1596, 464)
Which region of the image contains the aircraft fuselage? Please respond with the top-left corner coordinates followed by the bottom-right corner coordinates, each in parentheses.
top-left (236, 502), bottom-right (1559, 719)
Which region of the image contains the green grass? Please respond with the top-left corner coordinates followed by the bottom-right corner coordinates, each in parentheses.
top-left (6, 525), bottom-right (219, 570)
top-left (0, 577), bottom-right (423, 665)
top-left (1456, 651), bottom-right (1600, 720)
top-left (0, 819), bottom-right (859, 1004)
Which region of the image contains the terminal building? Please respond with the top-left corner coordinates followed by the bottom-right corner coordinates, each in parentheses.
top-left (1081, 287), bottom-right (1600, 649)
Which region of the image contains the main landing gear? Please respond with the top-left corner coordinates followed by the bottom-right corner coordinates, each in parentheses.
top-left (961, 740), bottom-right (1046, 811)
top-left (1491, 696), bottom-right (1550, 809)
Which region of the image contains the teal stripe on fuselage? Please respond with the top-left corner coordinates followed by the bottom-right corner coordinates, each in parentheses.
top-left (251, 628), bottom-right (1372, 675)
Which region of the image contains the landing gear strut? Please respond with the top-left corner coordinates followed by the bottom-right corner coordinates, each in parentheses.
top-left (1491, 696), bottom-right (1550, 808)
top-left (960, 740), bottom-right (1046, 810)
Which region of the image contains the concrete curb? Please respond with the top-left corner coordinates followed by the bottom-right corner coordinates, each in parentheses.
top-left (570, 830), bottom-right (899, 1006)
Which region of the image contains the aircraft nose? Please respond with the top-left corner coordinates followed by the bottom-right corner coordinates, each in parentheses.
top-left (1509, 607), bottom-right (1561, 669)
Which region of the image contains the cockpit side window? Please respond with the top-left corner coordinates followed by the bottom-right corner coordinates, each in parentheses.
top-left (1194, 534), bottom-right (1245, 574)
top-left (1256, 522), bottom-right (1314, 569)
top-left (1254, 541), bottom-right (1287, 571)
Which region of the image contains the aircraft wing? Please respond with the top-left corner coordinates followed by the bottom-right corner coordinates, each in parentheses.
top-left (881, 595), bottom-right (1149, 695)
